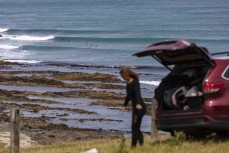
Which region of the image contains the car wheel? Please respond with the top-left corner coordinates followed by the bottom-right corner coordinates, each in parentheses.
top-left (184, 130), bottom-right (208, 140)
top-left (216, 130), bottom-right (229, 138)
top-left (170, 130), bottom-right (175, 137)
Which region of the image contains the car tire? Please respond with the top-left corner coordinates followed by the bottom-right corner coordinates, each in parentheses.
top-left (216, 130), bottom-right (229, 138)
top-left (184, 130), bottom-right (208, 140)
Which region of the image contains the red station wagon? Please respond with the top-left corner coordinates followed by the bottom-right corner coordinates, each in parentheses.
top-left (134, 40), bottom-right (229, 137)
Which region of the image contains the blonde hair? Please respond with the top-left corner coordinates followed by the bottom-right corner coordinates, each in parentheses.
top-left (119, 66), bottom-right (139, 80)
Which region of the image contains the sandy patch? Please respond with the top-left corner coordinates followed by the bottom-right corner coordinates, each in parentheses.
top-left (0, 132), bottom-right (37, 148)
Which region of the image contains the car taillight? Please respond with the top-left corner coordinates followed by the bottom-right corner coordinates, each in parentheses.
top-left (203, 82), bottom-right (224, 93)
top-left (203, 118), bottom-right (211, 125)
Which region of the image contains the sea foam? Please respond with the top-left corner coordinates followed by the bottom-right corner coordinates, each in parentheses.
top-left (0, 44), bottom-right (19, 50)
top-left (140, 80), bottom-right (161, 86)
top-left (4, 59), bottom-right (41, 64)
top-left (0, 28), bottom-right (9, 33)
top-left (2, 35), bottom-right (54, 41)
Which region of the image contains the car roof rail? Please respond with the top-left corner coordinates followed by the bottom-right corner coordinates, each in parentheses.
top-left (210, 51), bottom-right (229, 56)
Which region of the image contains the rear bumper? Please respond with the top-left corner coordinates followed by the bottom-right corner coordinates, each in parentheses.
top-left (157, 116), bottom-right (229, 131)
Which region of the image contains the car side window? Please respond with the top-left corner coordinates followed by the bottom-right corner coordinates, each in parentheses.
top-left (222, 66), bottom-right (229, 79)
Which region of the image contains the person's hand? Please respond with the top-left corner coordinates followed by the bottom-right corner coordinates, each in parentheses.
top-left (120, 107), bottom-right (128, 112)
top-left (136, 104), bottom-right (142, 110)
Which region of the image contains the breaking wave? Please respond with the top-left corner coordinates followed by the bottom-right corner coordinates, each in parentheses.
top-left (0, 28), bottom-right (9, 33)
top-left (140, 80), bottom-right (161, 86)
top-left (0, 44), bottom-right (19, 50)
top-left (2, 35), bottom-right (54, 41)
top-left (3, 59), bottom-right (41, 64)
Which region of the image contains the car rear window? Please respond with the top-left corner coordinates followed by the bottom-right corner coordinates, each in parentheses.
top-left (172, 66), bottom-right (209, 78)
top-left (222, 66), bottom-right (229, 79)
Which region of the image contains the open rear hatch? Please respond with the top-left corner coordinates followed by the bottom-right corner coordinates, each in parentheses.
top-left (134, 40), bottom-right (215, 112)
top-left (134, 40), bottom-right (215, 70)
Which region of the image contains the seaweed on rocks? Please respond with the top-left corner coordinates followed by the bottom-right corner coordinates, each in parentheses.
top-left (52, 72), bottom-right (121, 83)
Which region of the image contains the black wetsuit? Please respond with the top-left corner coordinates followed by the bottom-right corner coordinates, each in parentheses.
top-left (124, 78), bottom-right (146, 147)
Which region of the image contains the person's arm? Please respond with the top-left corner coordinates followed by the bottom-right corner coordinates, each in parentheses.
top-left (134, 80), bottom-right (142, 105)
top-left (134, 80), bottom-right (143, 110)
top-left (124, 94), bottom-right (130, 107)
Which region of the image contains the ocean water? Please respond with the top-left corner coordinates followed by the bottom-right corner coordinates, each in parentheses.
top-left (0, 0), bottom-right (229, 86)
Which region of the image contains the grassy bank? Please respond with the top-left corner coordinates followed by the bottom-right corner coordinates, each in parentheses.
top-left (1, 134), bottom-right (229, 153)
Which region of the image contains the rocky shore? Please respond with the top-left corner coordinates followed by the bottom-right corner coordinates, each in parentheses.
top-left (0, 61), bottom-right (152, 147)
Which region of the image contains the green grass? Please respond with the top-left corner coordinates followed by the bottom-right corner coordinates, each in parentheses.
top-left (1, 134), bottom-right (229, 153)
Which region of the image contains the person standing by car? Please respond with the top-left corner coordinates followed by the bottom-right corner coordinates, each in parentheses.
top-left (120, 66), bottom-right (146, 148)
